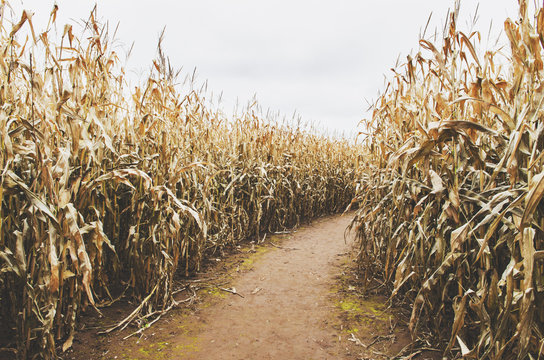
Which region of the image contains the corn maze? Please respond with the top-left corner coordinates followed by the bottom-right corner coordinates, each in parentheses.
top-left (0, 4), bottom-right (362, 358)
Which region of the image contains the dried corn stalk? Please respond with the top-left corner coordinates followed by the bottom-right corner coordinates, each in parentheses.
top-left (350, 2), bottom-right (544, 359)
top-left (0, 3), bottom-right (362, 359)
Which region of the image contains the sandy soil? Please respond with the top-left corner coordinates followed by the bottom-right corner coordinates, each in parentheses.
top-left (182, 213), bottom-right (354, 359)
top-left (67, 213), bottom-right (415, 360)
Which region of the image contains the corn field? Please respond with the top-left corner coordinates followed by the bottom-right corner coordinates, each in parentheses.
top-left (350, 1), bottom-right (544, 358)
top-left (0, 4), bottom-right (362, 359)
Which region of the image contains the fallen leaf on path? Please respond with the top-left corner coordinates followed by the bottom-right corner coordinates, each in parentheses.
top-left (348, 333), bottom-right (367, 348)
top-left (62, 334), bottom-right (74, 352)
top-left (219, 287), bottom-right (245, 298)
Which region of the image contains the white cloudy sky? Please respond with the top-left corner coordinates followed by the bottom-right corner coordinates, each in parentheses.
top-left (10, 1), bottom-right (519, 136)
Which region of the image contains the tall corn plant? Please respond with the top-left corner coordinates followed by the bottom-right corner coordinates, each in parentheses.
top-left (350, 1), bottom-right (544, 358)
top-left (0, 3), bottom-right (362, 359)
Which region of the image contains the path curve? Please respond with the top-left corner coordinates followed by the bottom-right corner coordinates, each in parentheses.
top-left (181, 213), bottom-right (354, 359)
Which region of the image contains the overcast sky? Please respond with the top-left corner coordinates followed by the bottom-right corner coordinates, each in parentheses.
top-left (11, 1), bottom-right (519, 136)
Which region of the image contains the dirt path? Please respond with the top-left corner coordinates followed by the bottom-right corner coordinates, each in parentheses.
top-left (70, 213), bottom-right (410, 359)
top-left (184, 213), bottom-right (354, 359)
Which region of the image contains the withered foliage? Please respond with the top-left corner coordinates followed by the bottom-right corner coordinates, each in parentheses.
top-left (0, 4), bottom-right (362, 359)
top-left (350, 2), bottom-right (544, 358)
